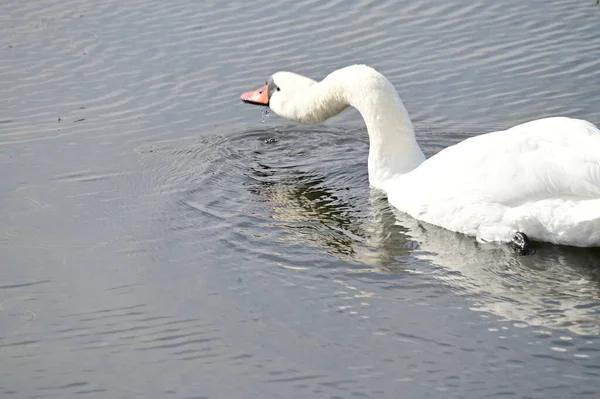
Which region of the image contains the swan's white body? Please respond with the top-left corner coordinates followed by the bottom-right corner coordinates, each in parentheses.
top-left (390, 118), bottom-right (600, 246)
top-left (242, 65), bottom-right (600, 247)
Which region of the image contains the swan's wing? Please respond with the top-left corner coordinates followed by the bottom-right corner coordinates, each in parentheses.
top-left (387, 117), bottom-right (600, 244)
top-left (409, 117), bottom-right (600, 206)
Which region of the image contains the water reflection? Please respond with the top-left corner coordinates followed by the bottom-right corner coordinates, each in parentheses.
top-left (392, 206), bottom-right (600, 335)
top-left (248, 171), bottom-right (359, 258)
top-left (246, 167), bottom-right (415, 272)
top-left (247, 162), bottom-right (600, 335)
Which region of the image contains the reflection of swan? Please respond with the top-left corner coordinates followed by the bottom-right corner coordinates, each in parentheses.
top-left (246, 167), bottom-right (414, 271)
top-left (390, 207), bottom-right (600, 335)
top-left (246, 162), bottom-right (600, 335)
top-left (241, 65), bottom-right (600, 247)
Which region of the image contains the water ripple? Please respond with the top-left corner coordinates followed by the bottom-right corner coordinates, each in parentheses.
top-left (2, 0), bottom-right (600, 397)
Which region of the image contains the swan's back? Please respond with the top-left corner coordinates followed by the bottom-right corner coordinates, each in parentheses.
top-left (387, 117), bottom-right (600, 246)
top-left (409, 117), bottom-right (600, 201)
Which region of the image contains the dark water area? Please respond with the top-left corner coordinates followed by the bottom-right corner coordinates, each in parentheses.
top-left (1, 0), bottom-right (600, 398)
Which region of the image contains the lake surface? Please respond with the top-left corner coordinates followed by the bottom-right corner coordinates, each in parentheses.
top-left (1, 0), bottom-right (600, 397)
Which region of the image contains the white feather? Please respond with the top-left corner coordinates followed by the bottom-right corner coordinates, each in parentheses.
top-left (390, 117), bottom-right (600, 245)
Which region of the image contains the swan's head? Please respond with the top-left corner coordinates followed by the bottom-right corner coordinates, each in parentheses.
top-left (240, 72), bottom-right (325, 122)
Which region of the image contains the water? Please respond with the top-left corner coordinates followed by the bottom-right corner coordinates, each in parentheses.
top-left (1, 0), bottom-right (600, 397)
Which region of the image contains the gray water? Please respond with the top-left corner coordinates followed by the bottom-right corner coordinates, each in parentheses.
top-left (1, 0), bottom-right (600, 397)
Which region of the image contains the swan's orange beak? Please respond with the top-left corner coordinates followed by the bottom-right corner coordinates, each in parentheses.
top-left (240, 84), bottom-right (269, 106)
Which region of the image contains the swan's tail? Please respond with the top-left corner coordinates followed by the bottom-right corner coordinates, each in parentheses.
top-left (505, 198), bottom-right (600, 247)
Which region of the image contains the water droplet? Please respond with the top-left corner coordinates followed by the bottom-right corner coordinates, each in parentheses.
top-left (260, 107), bottom-right (270, 123)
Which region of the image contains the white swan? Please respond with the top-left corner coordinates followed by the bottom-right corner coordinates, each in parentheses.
top-left (240, 65), bottom-right (600, 248)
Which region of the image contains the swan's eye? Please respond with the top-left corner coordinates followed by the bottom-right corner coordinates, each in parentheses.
top-left (276, 87), bottom-right (281, 91)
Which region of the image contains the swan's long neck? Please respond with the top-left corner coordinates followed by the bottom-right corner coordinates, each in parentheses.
top-left (277, 65), bottom-right (425, 190)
